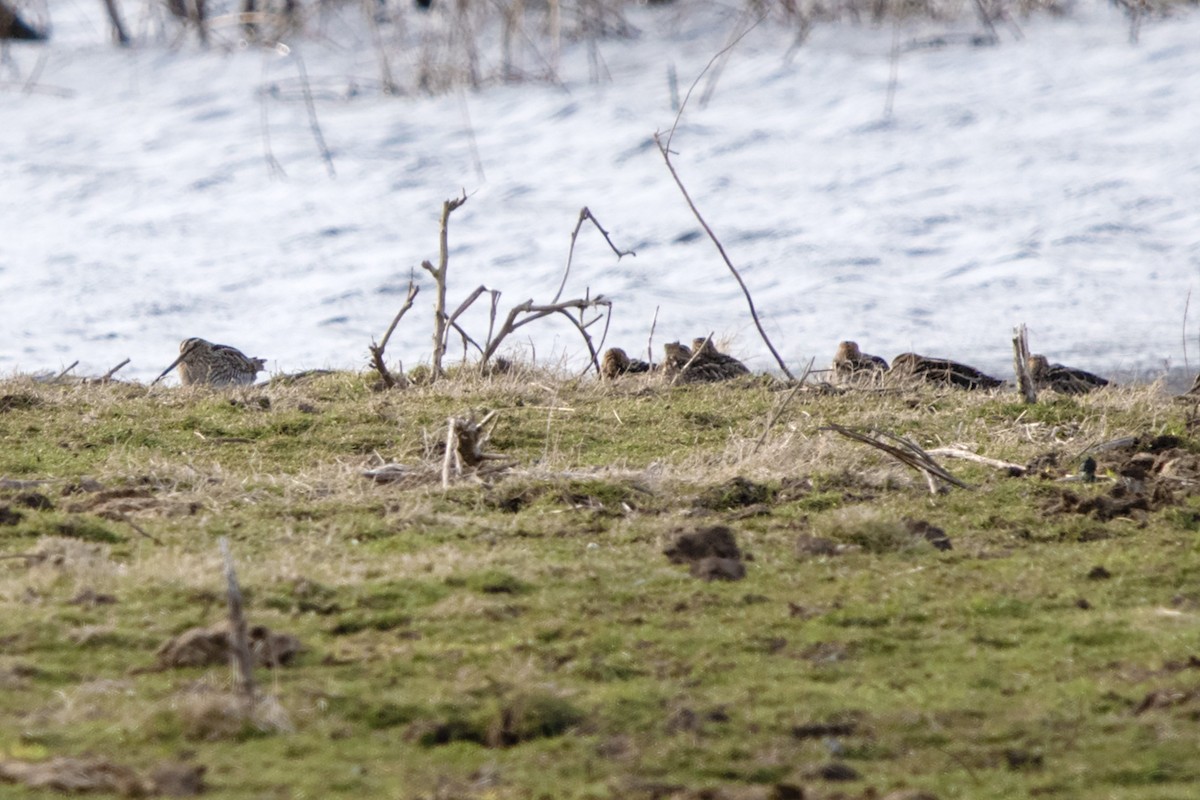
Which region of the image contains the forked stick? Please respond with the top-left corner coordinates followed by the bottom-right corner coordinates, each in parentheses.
top-left (369, 278), bottom-right (419, 388)
top-left (553, 207), bottom-right (635, 304)
top-left (481, 296), bottom-right (611, 374)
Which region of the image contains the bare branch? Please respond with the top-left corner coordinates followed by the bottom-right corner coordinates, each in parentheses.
top-left (52, 361), bottom-right (79, 383)
top-left (482, 296), bottom-right (611, 373)
top-left (292, 49), bottom-right (335, 178)
top-left (259, 55), bottom-right (287, 179)
top-left (646, 305), bottom-right (660, 367)
top-left (102, 0), bottom-right (130, 45)
top-left (369, 279), bottom-right (419, 389)
top-left (653, 132), bottom-right (794, 381)
top-left (117, 512), bottom-right (163, 546)
top-left (426, 192), bottom-right (469, 379)
top-left (823, 423), bottom-right (969, 493)
top-left (553, 207), bottom-right (636, 304)
top-left (664, 13), bottom-right (766, 153)
top-left (927, 447), bottom-right (1026, 476)
top-left (100, 358), bottom-right (131, 381)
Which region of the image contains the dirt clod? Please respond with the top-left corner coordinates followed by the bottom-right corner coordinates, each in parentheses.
top-left (665, 525), bottom-right (741, 563)
top-left (904, 519), bottom-right (952, 551)
top-left (69, 587), bottom-right (118, 607)
top-left (694, 476), bottom-right (772, 511)
top-left (155, 623), bottom-right (302, 669)
top-left (149, 763), bottom-right (207, 797)
top-left (691, 556), bottom-right (746, 581)
top-left (13, 491), bottom-right (53, 510)
top-left (666, 526), bottom-right (746, 581)
top-left (792, 721), bottom-right (857, 739)
top-left (808, 761), bottom-right (860, 781)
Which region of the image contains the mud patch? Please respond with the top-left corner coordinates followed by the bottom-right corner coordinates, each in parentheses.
top-left (1045, 443), bottom-right (1200, 522)
top-left (0, 757), bottom-right (204, 797)
top-left (63, 486), bottom-right (199, 520)
top-left (694, 476), bottom-right (772, 511)
top-left (0, 393), bottom-right (40, 412)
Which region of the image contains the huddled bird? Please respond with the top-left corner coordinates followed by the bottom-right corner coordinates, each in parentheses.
top-left (154, 338), bottom-right (266, 387)
top-left (1026, 354), bottom-right (1109, 395)
top-left (600, 347), bottom-right (651, 380)
top-left (889, 352), bottom-right (1003, 390)
top-left (661, 339), bottom-right (750, 383)
top-left (831, 341), bottom-right (889, 383)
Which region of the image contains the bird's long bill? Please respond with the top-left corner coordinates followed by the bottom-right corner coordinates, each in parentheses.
top-left (150, 353), bottom-right (187, 386)
top-left (151, 340), bottom-right (201, 386)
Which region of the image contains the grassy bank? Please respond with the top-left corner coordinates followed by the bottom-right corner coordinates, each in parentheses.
top-left (2, 369), bottom-right (1200, 799)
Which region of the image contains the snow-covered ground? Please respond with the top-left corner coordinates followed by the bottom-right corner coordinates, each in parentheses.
top-left (2, 0), bottom-right (1198, 384)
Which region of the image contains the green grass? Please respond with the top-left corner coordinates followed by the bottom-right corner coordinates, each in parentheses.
top-left (2, 371), bottom-right (1200, 798)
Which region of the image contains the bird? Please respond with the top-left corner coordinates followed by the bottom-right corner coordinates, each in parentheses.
top-left (662, 339), bottom-right (750, 383)
top-left (661, 341), bottom-right (694, 377)
top-left (153, 338), bottom-right (266, 387)
top-left (889, 352), bottom-right (1002, 390)
top-left (690, 337), bottom-right (750, 380)
top-left (600, 347), bottom-right (651, 380)
top-left (1027, 354), bottom-right (1108, 395)
top-left (831, 341), bottom-right (888, 383)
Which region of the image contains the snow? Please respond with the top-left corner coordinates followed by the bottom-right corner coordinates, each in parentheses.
top-left (2, 0), bottom-right (1199, 384)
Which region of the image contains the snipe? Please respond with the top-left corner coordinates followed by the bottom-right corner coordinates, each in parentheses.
top-left (1027, 354), bottom-right (1109, 395)
top-left (889, 352), bottom-right (1002, 390)
top-left (153, 338), bottom-right (266, 387)
top-left (831, 341), bottom-right (888, 383)
top-left (600, 347), bottom-right (651, 380)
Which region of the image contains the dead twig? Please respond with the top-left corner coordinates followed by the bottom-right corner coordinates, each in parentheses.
top-left (824, 423), bottom-right (969, 494)
top-left (52, 361), bottom-right (79, 383)
top-left (927, 447), bottom-right (1026, 476)
top-left (554, 207), bottom-right (635, 304)
top-left (100, 358), bottom-right (131, 382)
top-left (421, 192), bottom-right (469, 379)
top-left (219, 537), bottom-right (257, 700)
top-left (481, 295), bottom-right (611, 375)
top-left (369, 278), bottom-right (419, 388)
top-left (653, 135), bottom-right (794, 381)
top-left (291, 48), bottom-right (335, 178)
top-left (884, 20), bottom-right (900, 119)
top-left (657, 16), bottom-right (792, 381)
top-left (646, 305), bottom-right (660, 368)
top-left (442, 410), bottom-right (507, 488)
top-left (259, 54), bottom-right (287, 179)
top-left (1012, 323), bottom-right (1037, 404)
top-left (117, 512), bottom-right (164, 546)
top-left (101, 0), bottom-right (131, 45)
top-left (746, 357), bottom-right (816, 457)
